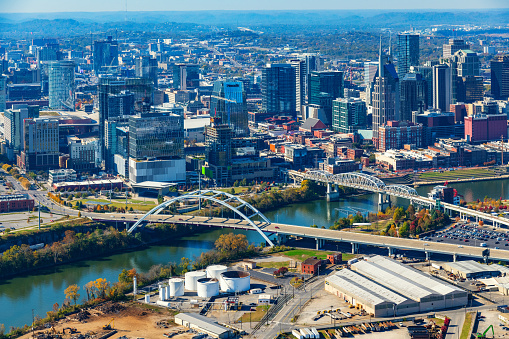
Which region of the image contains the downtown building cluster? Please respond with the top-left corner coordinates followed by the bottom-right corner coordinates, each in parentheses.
top-left (0, 30), bottom-right (508, 188)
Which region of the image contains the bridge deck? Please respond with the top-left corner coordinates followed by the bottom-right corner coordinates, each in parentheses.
top-left (94, 214), bottom-right (509, 261)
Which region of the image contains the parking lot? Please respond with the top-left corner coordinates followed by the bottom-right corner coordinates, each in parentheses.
top-left (422, 223), bottom-right (509, 250)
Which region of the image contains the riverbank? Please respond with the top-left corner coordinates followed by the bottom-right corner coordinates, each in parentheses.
top-left (414, 173), bottom-right (509, 186)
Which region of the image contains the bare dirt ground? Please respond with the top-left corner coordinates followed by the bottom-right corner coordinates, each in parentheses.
top-left (20, 301), bottom-right (196, 339)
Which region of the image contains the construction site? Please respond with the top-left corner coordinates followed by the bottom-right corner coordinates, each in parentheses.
top-left (19, 302), bottom-right (197, 339)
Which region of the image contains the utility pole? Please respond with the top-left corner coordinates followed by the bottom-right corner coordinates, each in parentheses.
top-left (38, 201), bottom-right (41, 230)
top-left (198, 170), bottom-right (201, 211)
top-left (502, 135), bottom-right (504, 166)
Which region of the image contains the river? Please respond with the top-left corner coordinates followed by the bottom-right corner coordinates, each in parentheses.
top-left (1, 178), bottom-right (508, 329)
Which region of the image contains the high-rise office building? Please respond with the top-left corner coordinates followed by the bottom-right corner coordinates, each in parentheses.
top-left (93, 36), bottom-right (119, 74)
top-left (372, 39), bottom-right (400, 148)
top-left (409, 66), bottom-right (433, 108)
top-left (454, 50), bottom-right (480, 77)
top-left (98, 77), bottom-right (154, 151)
top-left (289, 59), bottom-right (306, 112)
top-left (19, 118), bottom-right (59, 171)
top-left (135, 56), bottom-right (158, 88)
top-left (203, 117), bottom-right (233, 186)
top-left (172, 63), bottom-right (200, 90)
top-left (433, 64), bottom-right (452, 112)
top-left (4, 104), bottom-right (40, 154)
top-left (127, 112), bottom-right (185, 183)
top-left (364, 61), bottom-right (379, 106)
top-left (443, 39), bottom-right (469, 58)
top-left (397, 33), bottom-right (419, 77)
top-left (400, 73), bottom-right (428, 121)
top-left (491, 55), bottom-right (509, 100)
top-left (261, 64), bottom-right (297, 116)
top-left (35, 43), bottom-right (61, 64)
top-left (0, 75), bottom-right (6, 114)
top-left (332, 97), bottom-right (367, 133)
top-left (48, 60), bottom-right (75, 111)
top-left (210, 80), bottom-right (248, 137)
top-left (129, 112), bottom-right (184, 160)
top-left (457, 76), bottom-right (484, 103)
top-left (308, 71), bottom-right (344, 124)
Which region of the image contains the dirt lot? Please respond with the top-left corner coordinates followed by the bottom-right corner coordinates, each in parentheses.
top-left (20, 302), bottom-right (196, 339)
top-left (477, 309), bottom-right (509, 338)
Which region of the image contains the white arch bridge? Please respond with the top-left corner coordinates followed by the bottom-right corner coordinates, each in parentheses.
top-left (127, 189), bottom-right (275, 246)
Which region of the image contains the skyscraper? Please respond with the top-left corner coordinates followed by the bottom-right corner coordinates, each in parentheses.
top-left (443, 39), bottom-right (469, 58)
top-left (48, 60), bottom-right (75, 111)
top-left (204, 117), bottom-right (233, 187)
top-left (332, 97), bottom-right (367, 133)
top-left (308, 71), bottom-right (344, 124)
top-left (135, 56), bottom-right (158, 88)
top-left (433, 64), bottom-right (452, 112)
top-left (4, 104), bottom-right (39, 154)
top-left (93, 36), bottom-right (119, 74)
top-left (172, 63), bottom-right (200, 90)
top-left (19, 118), bottom-right (59, 171)
top-left (397, 33), bottom-right (419, 77)
top-left (98, 77), bottom-right (154, 169)
top-left (410, 65), bottom-right (433, 108)
top-left (289, 59), bottom-right (306, 113)
top-left (0, 75), bottom-right (6, 114)
top-left (372, 39), bottom-right (400, 148)
top-left (400, 73), bottom-right (427, 122)
top-left (261, 64), bottom-right (297, 116)
top-left (491, 55), bottom-right (509, 100)
top-left (210, 80), bottom-right (248, 137)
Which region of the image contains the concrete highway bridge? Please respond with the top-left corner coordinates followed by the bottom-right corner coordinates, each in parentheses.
top-left (84, 189), bottom-right (509, 262)
top-left (287, 169), bottom-right (509, 228)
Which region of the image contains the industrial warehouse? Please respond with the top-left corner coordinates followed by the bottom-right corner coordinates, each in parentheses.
top-left (443, 260), bottom-right (507, 279)
top-left (325, 256), bottom-right (468, 317)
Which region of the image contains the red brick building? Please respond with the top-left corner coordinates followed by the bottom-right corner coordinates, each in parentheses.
top-left (464, 114), bottom-right (508, 144)
top-left (327, 253), bottom-right (343, 264)
top-left (301, 257), bottom-right (322, 275)
top-left (378, 121), bottom-right (423, 152)
top-left (0, 194), bottom-right (34, 213)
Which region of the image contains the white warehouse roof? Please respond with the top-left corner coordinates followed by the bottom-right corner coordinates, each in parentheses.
top-left (447, 260), bottom-right (501, 275)
top-left (353, 256), bottom-right (463, 302)
top-left (327, 269), bottom-right (412, 307)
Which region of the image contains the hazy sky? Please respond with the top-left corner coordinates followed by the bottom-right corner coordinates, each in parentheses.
top-left (0, 0), bottom-right (507, 13)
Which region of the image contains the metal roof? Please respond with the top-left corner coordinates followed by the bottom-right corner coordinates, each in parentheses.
top-left (175, 313), bottom-right (230, 336)
top-left (353, 256), bottom-right (462, 301)
top-left (327, 269), bottom-right (411, 307)
top-left (447, 260), bottom-right (501, 275)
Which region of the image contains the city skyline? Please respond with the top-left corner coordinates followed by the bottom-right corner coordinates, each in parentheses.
top-left (1, 0), bottom-right (507, 13)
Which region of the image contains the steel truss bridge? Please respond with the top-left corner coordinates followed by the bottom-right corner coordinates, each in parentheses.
top-left (287, 169), bottom-right (509, 228)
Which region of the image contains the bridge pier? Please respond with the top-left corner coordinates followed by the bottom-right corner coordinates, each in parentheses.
top-left (351, 242), bottom-right (359, 254)
top-left (378, 193), bottom-right (391, 212)
top-left (453, 253), bottom-right (458, 262)
top-left (316, 238), bottom-right (323, 250)
top-left (388, 247), bottom-right (394, 256)
top-left (277, 234), bottom-right (288, 245)
top-left (327, 183), bottom-right (340, 202)
top-left (425, 251), bottom-right (430, 261)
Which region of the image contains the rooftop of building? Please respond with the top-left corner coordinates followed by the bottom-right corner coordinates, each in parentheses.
top-left (446, 260), bottom-right (501, 275)
top-left (327, 268), bottom-right (412, 307)
top-left (0, 194), bottom-right (31, 202)
top-left (174, 313), bottom-right (230, 336)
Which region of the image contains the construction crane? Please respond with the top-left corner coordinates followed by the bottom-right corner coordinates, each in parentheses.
top-left (476, 324), bottom-right (494, 338)
top-left (103, 318), bottom-right (114, 330)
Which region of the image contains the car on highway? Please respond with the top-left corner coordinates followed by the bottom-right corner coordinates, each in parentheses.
top-left (275, 226), bottom-right (280, 229)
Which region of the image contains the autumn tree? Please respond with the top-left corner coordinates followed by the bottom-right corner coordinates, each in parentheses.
top-left (94, 278), bottom-right (110, 299)
top-left (214, 233), bottom-right (248, 257)
top-left (64, 284), bottom-right (80, 305)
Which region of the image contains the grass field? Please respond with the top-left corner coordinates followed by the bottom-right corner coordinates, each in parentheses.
top-left (460, 312), bottom-right (474, 339)
top-left (77, 198), bottom-right (156, 212)
top-left (419, 168), bottom-right (496, 182)
top-left (257, 261), bottom-right (290, 269)
top-left (238, 305), bottom-right (269, 323)
top-left (280, 249), bottom-right (357, 262)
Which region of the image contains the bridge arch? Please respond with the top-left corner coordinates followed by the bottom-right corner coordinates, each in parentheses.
top-left (127, 190), bottom-right (274, 246)
top-left (330, 172), bottom-right (386, 191)
top-left (305, 170), bottom-right (333, 183)
top-left (386, 184), bottom-right (418, 197)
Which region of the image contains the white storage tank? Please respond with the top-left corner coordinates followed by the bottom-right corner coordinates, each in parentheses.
top-left (144, 294), bottom-right (150, 303)
top-left (169, 278), bottom-right (184, 297)
top-left (164, 286), bottom-right (170, 300)
top-left (220, 271), bottom-right (251, 293)
top-left (185, 271), bottom-right (207, 291)
top-left (207, 265), bottom-right (228, 279)
top-left (197, 278), bottom-right (220, 298)
top-left (158, 284), bottom-right (165, 301)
